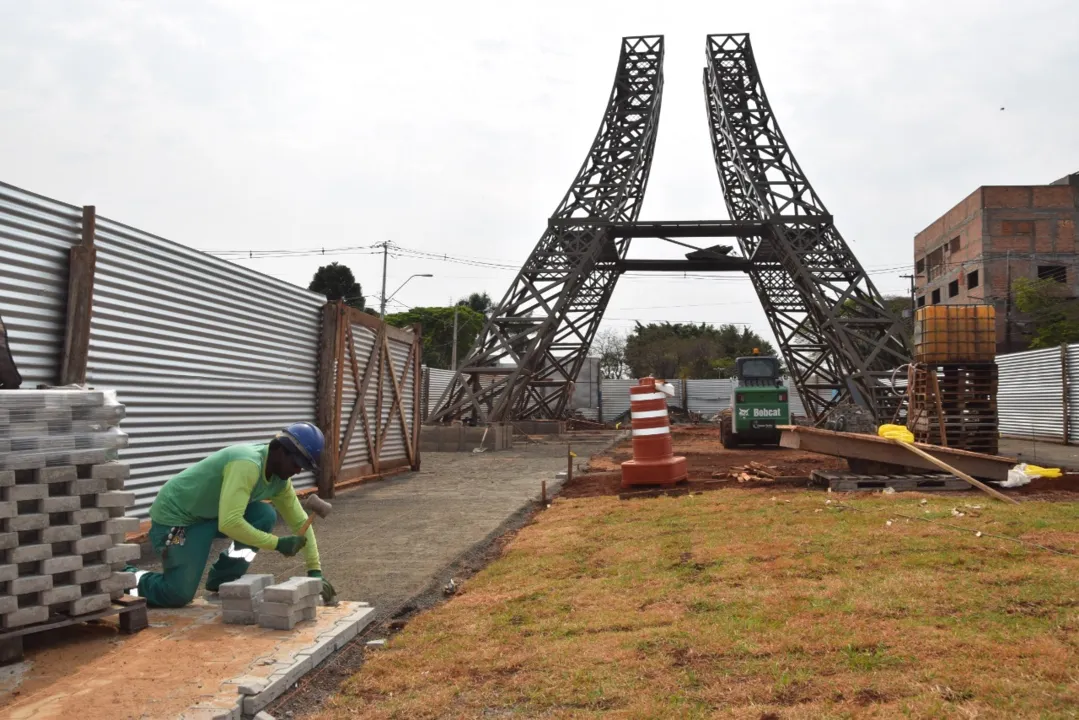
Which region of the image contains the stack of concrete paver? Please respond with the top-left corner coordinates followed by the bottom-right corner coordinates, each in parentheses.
top-left (0, 389), bottom-right (140, 630)
top-left (258, 577), bottom-right (321, 630)
top-left (219, 573), bottom-right (274, 625)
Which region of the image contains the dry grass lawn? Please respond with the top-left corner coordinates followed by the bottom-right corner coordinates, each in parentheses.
top-left (316, 488), bottom-right (1079, 719)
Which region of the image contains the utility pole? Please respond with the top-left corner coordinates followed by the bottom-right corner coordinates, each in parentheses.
top-left (900, 274), bottom-right (915, 315)
top-left (379, 241), bottom-right (389, 320)
top-left (451, 304), bottom-right (459, 371)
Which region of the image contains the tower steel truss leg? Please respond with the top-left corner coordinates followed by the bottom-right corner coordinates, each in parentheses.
top-left (429, 36), bottom-right (664, 423)
top-left (703, 34), bottom-right (911, 422)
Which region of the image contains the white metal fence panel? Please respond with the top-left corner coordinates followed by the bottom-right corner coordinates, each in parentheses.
top-left (86, 217), bottom-right (324, 517)
top-left (340, 324), bottom-right (378, 479)
top-left (0, 181), bottom-right (82, 387)
top-left (788, 388), bottom-right (808, 419)
top-left (997, 347), bottom-right (1063, 442)
top-left (378, 337), bottom-right (416, 465)
top-left (571, 357), bottom-right (600, 411)
top-left (1069, 346), bottom-right (1079, 444)
top-left (685, 379), bottom-right (732, 416)
top-left (425, 367), bottom-right (456, 418)
top-left (602, 379), bottom-right (637, 420)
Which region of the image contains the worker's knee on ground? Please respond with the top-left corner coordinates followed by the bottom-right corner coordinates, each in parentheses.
top-left (149, 574), bottom-right (201, 608)
top-left (244, 501), bottom-right (277, 533)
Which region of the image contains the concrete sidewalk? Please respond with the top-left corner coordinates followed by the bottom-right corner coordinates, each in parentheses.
top-left (134, 437), bottom-right (614, 620)
top-left (999, 437), bottom-right (1079, 470)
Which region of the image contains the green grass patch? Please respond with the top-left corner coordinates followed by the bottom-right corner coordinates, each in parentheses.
top-left (320, 490), bottom-right (1079, 719)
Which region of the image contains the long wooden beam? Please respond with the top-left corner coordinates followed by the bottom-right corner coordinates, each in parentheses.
top-left (779, 425), bottom-right (1016, 482)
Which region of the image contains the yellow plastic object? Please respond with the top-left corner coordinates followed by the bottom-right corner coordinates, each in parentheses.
top-left (913, 304), bottom-right (996, 363)
top-left (1025, 464), bottom-right (1062, 478)
top-left (877, 424), bottom-right (915, 443)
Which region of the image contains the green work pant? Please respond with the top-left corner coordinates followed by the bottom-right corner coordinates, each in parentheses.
top-left (135, 502), bottom-right (277, 608)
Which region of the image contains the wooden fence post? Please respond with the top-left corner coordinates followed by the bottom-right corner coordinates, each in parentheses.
top-left (316, 302), bottom-right (342, 496)
top-left (60, 206), bottom-right (97, 386)
top-left (1062, 343), bottom-right (1071, 445)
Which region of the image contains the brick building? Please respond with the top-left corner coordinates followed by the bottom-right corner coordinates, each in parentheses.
top-left (914, 172), bottom-right (1079, 352)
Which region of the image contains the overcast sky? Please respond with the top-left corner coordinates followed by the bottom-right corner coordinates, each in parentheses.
top-left (2, 0), bottom-right (1077, 350)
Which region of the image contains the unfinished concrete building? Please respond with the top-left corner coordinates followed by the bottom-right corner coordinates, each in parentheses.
top-left (914, 172), bottom-right (1079, 353)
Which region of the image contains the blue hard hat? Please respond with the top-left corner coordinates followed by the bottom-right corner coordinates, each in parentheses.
top-left (276, 422), bottom-right (325, 472)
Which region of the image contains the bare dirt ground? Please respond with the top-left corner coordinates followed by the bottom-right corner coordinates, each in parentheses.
top-left (564, 425), bottom-right (848, 498)
top-left (567, 426), bottom-right (1079, 502)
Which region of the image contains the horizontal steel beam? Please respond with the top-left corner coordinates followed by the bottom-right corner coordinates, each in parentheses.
top-left (546, 217), bottom-right (833, 237)
top-left (617, 258), bottom-right (751, 272)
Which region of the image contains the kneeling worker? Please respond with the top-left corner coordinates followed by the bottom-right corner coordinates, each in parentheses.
top-left (129, 422), bottom-right (335, 607)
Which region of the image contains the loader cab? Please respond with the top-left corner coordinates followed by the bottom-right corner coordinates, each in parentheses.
top-left (735, 355), bottom-right (782, 387)
top-left (720, 350), bottom-right (789, 449)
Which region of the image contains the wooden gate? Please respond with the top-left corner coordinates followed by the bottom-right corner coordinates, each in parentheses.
top-left (316, 302), bottom-right (422, 496)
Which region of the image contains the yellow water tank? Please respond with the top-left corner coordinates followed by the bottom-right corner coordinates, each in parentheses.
top-left (913, 304), bottom-right (995, 363)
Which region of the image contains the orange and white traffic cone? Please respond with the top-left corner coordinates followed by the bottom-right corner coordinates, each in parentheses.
top-left (620, 377), bottom-right (688, 488)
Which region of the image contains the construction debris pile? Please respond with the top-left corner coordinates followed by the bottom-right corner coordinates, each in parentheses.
top-left (821, 401), bottom-right (877, 434)
top-left (0, 389), bottom-right (138, 629)
top-left (714, 461), bottom-right (778, 482)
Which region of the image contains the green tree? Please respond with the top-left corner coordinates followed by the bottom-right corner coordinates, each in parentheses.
top-left (1013, 277), bottom-right (1079, 348)
top-left (457, 292), bottom-right (494, 316)
top-left (591, 328), bottom-right (628, 379)
top-left (309, 262), bottom-right (365, 310)
top-left (623, 322), bottom-right (778, 379)
top-left (384, 306), bottom-right (485, 369)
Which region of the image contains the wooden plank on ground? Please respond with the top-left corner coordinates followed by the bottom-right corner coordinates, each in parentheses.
top-left (779, 425), bottom-right (1015, 481)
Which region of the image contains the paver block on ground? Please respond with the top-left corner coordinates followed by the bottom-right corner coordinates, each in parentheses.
top-left (263, 577), bottom-right (320, 604)
top-left (218, 573), bottom-right (274, 599)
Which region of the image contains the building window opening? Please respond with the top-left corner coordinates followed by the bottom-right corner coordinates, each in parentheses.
top-left (967, 269), bottom-right (979, 289)
top-left (948, 279), bottom-right (959, 298)
top-left (949, 236), bottom-right (961, 253)
top-left (917, 295), bottom-right (926, 307)
top-left (916, 258), bottom-right (925, 274)
top-left (1038, 265), bottom-right (1067, 283)
top-left (931, 288), bottom-right (941, 304)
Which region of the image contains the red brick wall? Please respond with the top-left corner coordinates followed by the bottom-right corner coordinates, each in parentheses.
top-left (913, 183), bottom-right (1079, 351)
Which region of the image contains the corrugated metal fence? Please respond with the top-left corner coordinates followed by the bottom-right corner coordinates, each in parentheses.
top-left (86, 217), bottom-right (324, 516)
top-left (2, 179), bottom-right (422, 519)
top-left (997, 346), bottom-right (1068, 443)
top-left (0, 181), bottom-right (82, 387)
top-left (416, 371), bottom-right (810, 424)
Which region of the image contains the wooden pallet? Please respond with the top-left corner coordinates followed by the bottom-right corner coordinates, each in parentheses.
top-left (0, 595), bottom-right (148, 664)
top-left (908, 362), bottom-right (999, 455)
top-left (812, 470), bottom-right (971, 492)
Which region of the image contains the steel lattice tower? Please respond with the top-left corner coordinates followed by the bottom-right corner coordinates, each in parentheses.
top-left (703, 34), bottom-right (911, 420)
top-left (429, 36), bottom-right (664, 423)
top-left (431, 34), bottom-right (911, 425)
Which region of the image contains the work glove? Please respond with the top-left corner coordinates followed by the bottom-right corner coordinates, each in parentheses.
top-left (275, 535), bottom-right (307, 557)
top-left (308, 570), bottom-right (338, 605)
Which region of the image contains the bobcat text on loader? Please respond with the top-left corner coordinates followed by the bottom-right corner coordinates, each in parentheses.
top-left (719, 350), bottom-right (789, 449)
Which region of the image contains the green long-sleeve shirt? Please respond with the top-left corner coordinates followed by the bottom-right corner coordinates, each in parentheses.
top-left (149, 443), bottom-right (320, 571)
